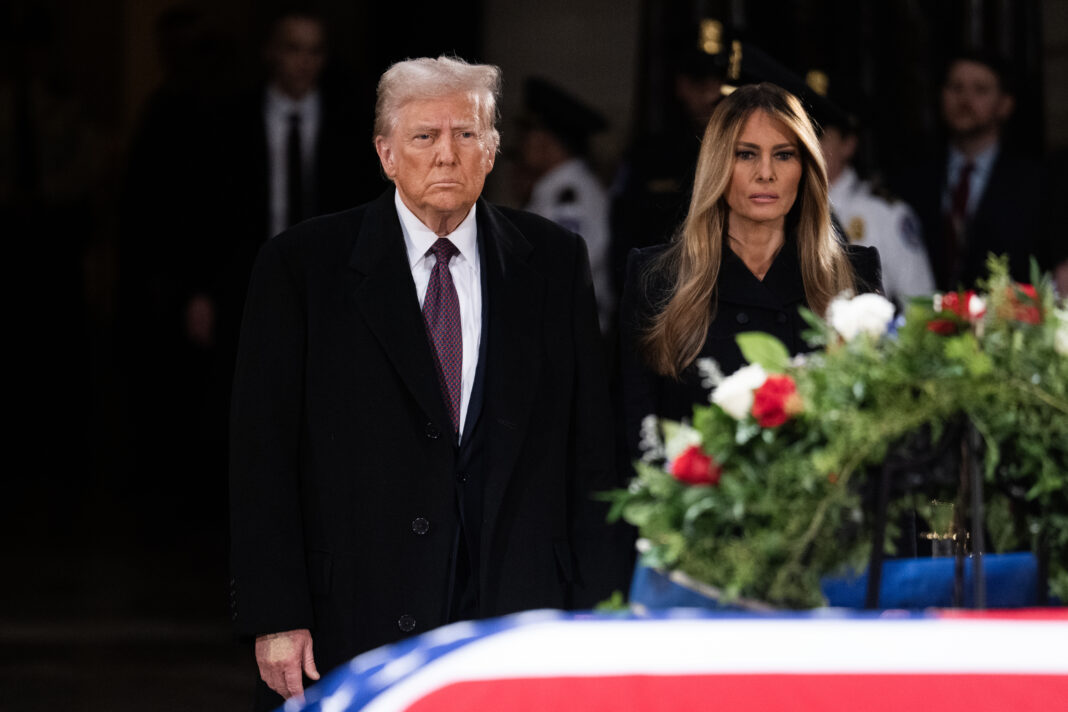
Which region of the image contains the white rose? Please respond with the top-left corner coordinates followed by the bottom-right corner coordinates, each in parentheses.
top-left (1055, 309), bottom-right (1068, 356)
top-left (1056, 326), bottom-right (1068, 357)
top-left (828, 292), bottom-right (897, 341)
top-left (711, 363), bottom-right (767, 420)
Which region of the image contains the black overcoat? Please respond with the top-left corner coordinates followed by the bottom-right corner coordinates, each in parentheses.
top-left (619, 238), bottom-right (882, 461)
top-left (230, 190), bottom-right (630, 685)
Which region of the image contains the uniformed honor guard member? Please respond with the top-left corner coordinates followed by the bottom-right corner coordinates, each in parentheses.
top-left (810, 72), bottom-right (935, 307)
top-left (517, 77), bottom-right (613, 332)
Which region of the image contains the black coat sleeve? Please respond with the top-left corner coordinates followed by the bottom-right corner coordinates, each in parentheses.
top-left (617, 247), bottom-right (668, 466)
top-left (567, 235), bottom-right (636, 606)
top-left (228, 238), bottom-right (314, 639)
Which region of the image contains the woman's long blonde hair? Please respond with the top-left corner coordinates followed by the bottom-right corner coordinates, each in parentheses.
top-left (642, 83), bottom-right (856, 379)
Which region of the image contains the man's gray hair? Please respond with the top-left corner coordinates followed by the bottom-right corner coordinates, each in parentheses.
top-left (374, 56), bottom-right (502, 153)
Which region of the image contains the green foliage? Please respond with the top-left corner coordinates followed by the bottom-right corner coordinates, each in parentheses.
top-left (737, 332), bottom-right (791, 372)
top-left (607, 257), bottom-right (1068, 607)
top-left (594, 590), bottom-right (630, 612)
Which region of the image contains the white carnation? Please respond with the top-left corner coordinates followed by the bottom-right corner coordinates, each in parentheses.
top-left (711, 363), bottom-right (767, 420)
top-left (1055, 309), bottom-right (1068, 356)
top-left (828, 292), bottom-right (897, 341)
top-left (1056, 326), bottom-right (1068, 357)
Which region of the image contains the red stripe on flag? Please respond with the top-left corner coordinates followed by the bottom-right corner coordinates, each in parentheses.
top-left (404, 674), bottom-right (1068, 712)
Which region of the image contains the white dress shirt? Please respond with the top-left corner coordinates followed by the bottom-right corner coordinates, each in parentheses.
top-left (395, 191), bottom-right (482, 437)
top-left (942, 143), bottom-right (999, 218)
top-left (265, 85), bottom-right (321, 238)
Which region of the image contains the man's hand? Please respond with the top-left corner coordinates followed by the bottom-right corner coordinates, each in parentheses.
top-left (184, 293), bottom-right (215, 347)
top-left (254, 628), bottom-right (320, 700)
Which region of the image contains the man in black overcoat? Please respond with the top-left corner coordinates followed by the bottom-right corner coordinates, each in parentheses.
top-left (229, 56), bottom-right (631, 709)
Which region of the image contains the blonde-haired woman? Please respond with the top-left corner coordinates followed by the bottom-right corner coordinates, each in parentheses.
top-left (619, 83), bottom-right (882, 458)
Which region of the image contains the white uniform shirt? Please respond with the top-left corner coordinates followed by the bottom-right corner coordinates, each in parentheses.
top-left (526, 158), bottom-right (613, 331)
top-left (830, 166), bottom-right (935, 306)
top-left (395, 191), bottom-right (482, 437)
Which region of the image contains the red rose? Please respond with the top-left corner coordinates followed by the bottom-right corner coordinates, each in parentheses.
top-left (1008, 284), bottom-right (1041, 324)
top-left (671, 445), bottom-right (722, 486)
top-left (939, 290), bottom-right (984, 320)
top-left (751, 374), bottom-right (803, 428)
top-left (941, 291), bottom-right (966, 318)
top-left (926, 318), bottom-right (959, 335)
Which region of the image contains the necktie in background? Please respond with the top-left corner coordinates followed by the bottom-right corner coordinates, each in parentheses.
top-left (286, 112), bottom-right (303, 228)
top-left (943, 161), bottom-right (974, 285)
top-left (422, 238), bottom-right (463, 435)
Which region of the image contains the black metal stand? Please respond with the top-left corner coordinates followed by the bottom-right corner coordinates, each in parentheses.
top-left (865, 463), bottom-right (891, 609)
top-left (867, 420), bottom-right (989, 610)
top-left (967, 424), bottom-right (986, 609)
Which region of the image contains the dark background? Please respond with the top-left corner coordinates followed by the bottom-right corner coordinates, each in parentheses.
top-left (1, 0), bottom-right (1062, 709)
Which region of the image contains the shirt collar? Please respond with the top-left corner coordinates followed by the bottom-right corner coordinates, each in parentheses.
top-left (948, 141), bottom-right (999, 179)
top-left (395, 190), bottom-right (479, 270)
top-left (266, 85), bottom-right (321, 118)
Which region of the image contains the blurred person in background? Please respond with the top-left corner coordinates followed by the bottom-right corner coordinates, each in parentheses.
top-left (119, 6), bottom-right (234, 518)
top-left (209, 7), bottom-right (379, 351)
top-left (609, 48), bottom-right (726, 308)
top-left (186, 7), bottom-right (380, 467)
top-left (518, 76), bottom-right (613, 332)
top-left (895, 50), bottom-right (1041, 290)
top-left (815, 74), bottom-right (934, 309)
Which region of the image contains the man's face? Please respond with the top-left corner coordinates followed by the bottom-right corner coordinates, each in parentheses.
top-left (375, 93), bottom-right (496, 234)
top-left (267, 17), bottom-right (325, 100)
top-left (941, 60), bottom-right (1013, 139)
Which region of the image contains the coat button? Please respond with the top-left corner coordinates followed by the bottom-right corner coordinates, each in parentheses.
top-left (425, 422), bottom-right (441, 439)
top-left (411, 517), bottom-right (430, 535)
top-left (456, 471), bottom-right (467, 483)
top-left (398, 614), bottom-right (417, 632)
top-left (736, 311), bottom-right (750, 325)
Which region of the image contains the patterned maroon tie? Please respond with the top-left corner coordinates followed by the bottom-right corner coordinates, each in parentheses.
top-left (423, 238), bottom-right (462, 434)
top-left (943, 161), bottom-right (975, 286)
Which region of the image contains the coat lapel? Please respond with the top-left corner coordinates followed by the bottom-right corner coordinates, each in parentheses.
top-left (477, 200), bottom-right (545, 554)
top-left (348, 190), bottom-right (452, 431)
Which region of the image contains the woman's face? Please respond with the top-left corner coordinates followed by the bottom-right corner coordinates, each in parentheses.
top-left (725, 109), bottom-right (803, 231)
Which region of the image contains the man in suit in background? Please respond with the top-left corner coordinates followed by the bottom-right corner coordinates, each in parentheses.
top-left (896, 51), bottom-right (1041, 290)
top-left (209, 6), bottom-right (379, 321)
top-left (195, 8), bottom-right (381, 458)
top-left (229, 56), bottom-right (631, 709)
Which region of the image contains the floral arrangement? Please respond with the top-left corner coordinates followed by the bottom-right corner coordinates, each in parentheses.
top-left (609, 258), bottom-right (1068, 608)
